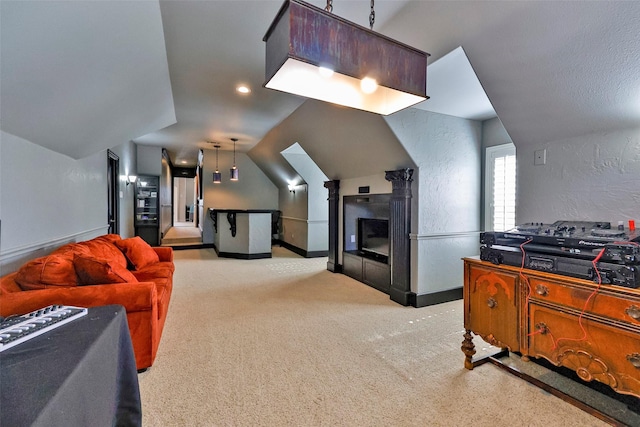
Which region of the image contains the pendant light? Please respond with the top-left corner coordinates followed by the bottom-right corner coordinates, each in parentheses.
top-left (212, 144), bottom-right (222, 183)
top-left (263, 0), bottom-right (429, 116)
top-left (230, 138), bottom-right (239, 181)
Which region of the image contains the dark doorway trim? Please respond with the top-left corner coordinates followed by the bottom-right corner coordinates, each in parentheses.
top-left (324, 180), bottom-right (340, 272)
top-left (107, 150), bottom-right (120, 235)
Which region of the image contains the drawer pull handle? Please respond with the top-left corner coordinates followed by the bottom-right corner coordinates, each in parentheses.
top-left (627, 354), bottom-right (640, 369)
top-left (487, 297), bottom-right (497, 309)
top-left (535, 284), bottom-right (549, 297)
top-left (625, 305), bottom-right (640, 320)
top-left (534, 322), bottom-right (548, 335)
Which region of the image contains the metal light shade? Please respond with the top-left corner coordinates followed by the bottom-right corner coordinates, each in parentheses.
top-left (263, 0), bottom-right (429, 115)
top-left (230, 166), bottom-right (239, 181)
top-left (229, 138), bottom-right (239, 181)
top-left (213, 144), bottom-right (222, 183)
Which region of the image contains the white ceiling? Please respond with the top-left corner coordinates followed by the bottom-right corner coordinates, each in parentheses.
top-left (0, 1), bottom-right (176, 159)
top-left (2, 1), bottom-right (640, 169)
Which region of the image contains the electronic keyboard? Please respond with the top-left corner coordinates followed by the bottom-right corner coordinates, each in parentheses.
top-left (0, 305), bottom-right (88, 352)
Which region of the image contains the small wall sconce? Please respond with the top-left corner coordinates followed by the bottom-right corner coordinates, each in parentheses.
top-left (126, 175), bottom-right (137, 186)
top-left (288, 183), bottom-right (295, 194)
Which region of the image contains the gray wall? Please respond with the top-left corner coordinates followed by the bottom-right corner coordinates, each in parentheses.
top-left (385, 109), bottom-right (482, 296)
top-left (0, 131), bottom-right (110, 273)
top-left (516, 126), bottom-right (640, 226)
top-left (280, 145), bottom-right (329, 253)
top-left (137, 145), bottom-right (163, 176)
top-left (202, 149), bottom-right (278, 244)
top-left (278, 187), bottom-right (309, 250)
top-left (482, 117), bottom-right (513, 148)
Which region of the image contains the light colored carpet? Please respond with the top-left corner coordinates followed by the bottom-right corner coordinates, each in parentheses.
top-left (138, 247), bottom-right (609, 427)
top-left (162, 225), bottom-right (202, 246)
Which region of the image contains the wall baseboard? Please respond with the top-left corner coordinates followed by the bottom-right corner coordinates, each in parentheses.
top-left (213, 244), bottom-right (271, 260)
top-left (217, 251), bottom-right (272, 260)
top-left (409, 288), bottom-right (462, 308)
top-left (327, 261), bottom-right (342, 273)
top-left (170, 243), bottom-right (214, 251)
top-left (276, 240), bottom-right (328, 258)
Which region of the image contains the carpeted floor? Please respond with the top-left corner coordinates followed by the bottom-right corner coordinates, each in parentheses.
top-left (138, 247), bottom-right (613, 426)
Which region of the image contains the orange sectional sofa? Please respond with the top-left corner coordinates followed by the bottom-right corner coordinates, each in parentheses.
top-left (0, 234), bottom-right (174, 370)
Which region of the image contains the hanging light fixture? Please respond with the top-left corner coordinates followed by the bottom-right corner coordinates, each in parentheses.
top-left (212, 144), bottom-right (222, 183)
top-left (263, 0), bottom-right (429, 116)
top-left (230, 138), bottom-right (239, 181)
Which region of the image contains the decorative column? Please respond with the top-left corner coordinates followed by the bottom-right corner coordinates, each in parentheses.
top-left (324, 180), bottom-right (340, 272)
top-left (385, 168), bottom-right (413, 306)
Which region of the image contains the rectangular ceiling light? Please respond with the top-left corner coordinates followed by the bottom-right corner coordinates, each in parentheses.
top-left (263, 0), bottom-right (429, 116)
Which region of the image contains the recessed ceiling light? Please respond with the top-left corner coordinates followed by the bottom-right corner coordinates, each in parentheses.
top-left (236, 85), bottom-right (251, 94)
top-left (180, 160), bottom-right (188, 164)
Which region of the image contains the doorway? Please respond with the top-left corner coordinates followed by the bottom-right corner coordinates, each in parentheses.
top-left (173, 177), bottom-right (196, 226)
top-left (107, 150), bottom-right (120, 234)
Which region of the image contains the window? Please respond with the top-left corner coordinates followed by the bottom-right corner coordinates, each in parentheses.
top-left (485, 143), bottom-right (516, 231)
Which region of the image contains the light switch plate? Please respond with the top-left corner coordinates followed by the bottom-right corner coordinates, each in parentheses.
top-left (534, 149), bottom-right (546, 165)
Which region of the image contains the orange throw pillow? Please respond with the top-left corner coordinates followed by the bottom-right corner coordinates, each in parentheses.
top-left (15, 254), bottom-right (79, 290)
top-left (114, 236), bottom-right (159, 270)
top-left (74, 255), bottom-right (138, 285)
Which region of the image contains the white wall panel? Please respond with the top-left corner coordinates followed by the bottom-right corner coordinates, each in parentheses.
top-left (0, 131), bottom-right (108, 271)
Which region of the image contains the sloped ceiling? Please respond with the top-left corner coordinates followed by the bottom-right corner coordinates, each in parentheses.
top-left (414, 47), bottom-right (495, 121)
top-left (2, 1), bottom-right (639, 170)
top-left (0, 0), bottom-right (175, 159)
top-left (386, 1), bottom-right (640, 146)
top-left (249, 99), bottom-right (416, 182)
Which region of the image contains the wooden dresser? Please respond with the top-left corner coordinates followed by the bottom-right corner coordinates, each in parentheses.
top-left (462, 257), bottom-right (640, 399)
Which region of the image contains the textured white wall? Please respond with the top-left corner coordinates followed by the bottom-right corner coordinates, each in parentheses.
top-left (385, 109), bottom-right (482, 296)
top-left (517, 127), bottom-right (640, 225)
top-left (385, 109), bottom-right (482, 234)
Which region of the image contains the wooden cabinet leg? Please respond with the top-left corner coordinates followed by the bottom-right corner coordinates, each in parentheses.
top-left (521, 355), bottom-right (530, 362)
top-left (462, 329), bottom-right (476, 370)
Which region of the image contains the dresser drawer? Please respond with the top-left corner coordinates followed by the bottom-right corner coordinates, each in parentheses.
top-left (529, 303), bottom-right (640, 398)
top-left (528, 276), bottom-right (640, 326)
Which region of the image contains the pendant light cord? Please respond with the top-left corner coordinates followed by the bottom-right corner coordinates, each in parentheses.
top-left (326, 0), bottom-right (374, 29)
top-left (369, 0), bottom-right (375, 30)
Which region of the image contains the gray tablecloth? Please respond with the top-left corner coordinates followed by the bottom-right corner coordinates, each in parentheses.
top-left (0, 304), bottom-right (142, 426)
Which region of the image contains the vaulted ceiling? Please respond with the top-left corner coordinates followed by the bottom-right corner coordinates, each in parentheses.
top-left (2, 1), bottom-right (639, 170)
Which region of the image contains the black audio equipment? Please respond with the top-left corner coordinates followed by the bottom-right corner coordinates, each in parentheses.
top-left (480, 245), bottom-right (640, 288)
top-left (480, 221), bottom-right (640, 249)
top-left (479, 240), bottom-right (640, 264)
top-left (0, 305), bottom-right (87, 352)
